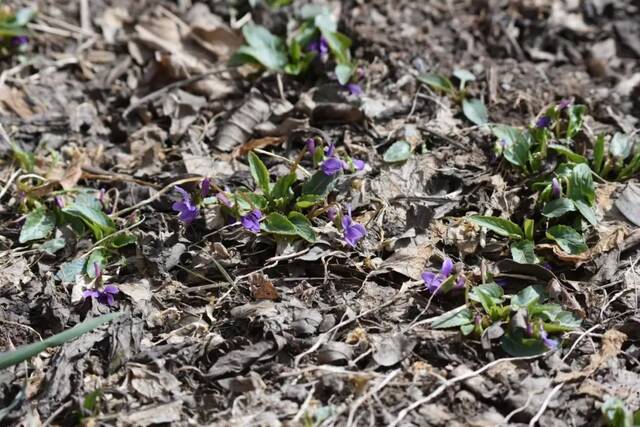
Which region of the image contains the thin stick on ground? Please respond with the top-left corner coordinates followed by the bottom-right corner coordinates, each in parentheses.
top-left (346, 369), bottom-right (401, 427)
top-left (389, 352), bottom-right (549, 427)
top-left (528, 382), bottom-right (564, 426)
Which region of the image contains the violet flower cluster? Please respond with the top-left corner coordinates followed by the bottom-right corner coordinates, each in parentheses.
top-left (320, 142), bottom-right (366, 176)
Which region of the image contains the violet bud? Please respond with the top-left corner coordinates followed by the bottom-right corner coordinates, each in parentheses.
top-left (345, 83), bottom-right (363, 96)
top-left (10, 36), bottom-right (28, 47)
top-left (327, 207), bottom-right (337, 221)
top-left (305, 138), bottom-right (316, 155)
top-left (201, 178), bottom-right (211, 197)
top-left (558, 99), bottom-right (571, 110)
top-left (216, 192), bottom-right (233, 208)
top-left (551, 178), bottom-right (561, 198)
top-left (540, 329), bottom-right (559, 349)
top-left (55, 196), bottom-right (65, 208)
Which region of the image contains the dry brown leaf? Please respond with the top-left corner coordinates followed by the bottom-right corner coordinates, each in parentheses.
top-left (249, 273), bottom-right (279, 301)
top-left (233, 136), bottom-right (284, 158)
top-left (556, 329), bottom-right (627, 382)
top-left (0, 84), bottom-right (34, 118)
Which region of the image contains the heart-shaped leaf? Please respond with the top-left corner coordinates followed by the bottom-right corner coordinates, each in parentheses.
top-left (546, 225), bottom-right (588, 254)
top-left (383, 140), bottom-right (412, 163)
top-left (468, 215), bottom-right (524, 239)
top-left (462, 98), bottom-right (489, 126)
top-left (19, 208), bottom-right (56, 243)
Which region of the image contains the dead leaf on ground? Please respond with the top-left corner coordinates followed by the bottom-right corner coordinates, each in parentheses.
top-left (556, 329), bottom-right (627, 382)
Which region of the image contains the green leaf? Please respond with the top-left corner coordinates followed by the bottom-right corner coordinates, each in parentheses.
top-left (74, 193), bottom-right (102, 210)
top-left (39, 237), bottom-right (66, 254)
top-left (593, 134), bottom-right (605, 174)
top-left (323, 31), bottom-right (351, 64)
top-left (542, 198), bottom-right (575, 218)
top-left (301, 170), bottom-right (336, 197)
top-left (383, 140), bottom-right (412, 163)
top-left (546, 225), bottom-right (588, 254)
top-left (248, 151), bottom-right (271, 196)
top-left (313, 10), bottom-right (337, 33)
top-left (233, 24), bottom-right (287, 71)
top-left (288, 212), bottom-right (316, 242)
top-left (56, 258), bottom-right (86, 283)
top-left (502, 132), bottom-right (531, 169)
top-left (551, 311), bottom-right (582, 330)
top-left (19, 208), bottom-right (56, 243)
top-left (86, 250), bottom-right (107, 278)
top-left (462, 98), bottom-right (489, 126)
top-left (416, 73), bottom-right (454, 94)
top-left (295, 194), bottom-right (325, 209)
top-left (467, 215), bottom-right (524, 239)
top-left (510, 285), bottom-right (544, 309)
top-left (104, 233), bottom-right (137, 249)
top-left (262, 212), bottom-right (298, 236)
top-left (568, 163), bottom-right (596, 205)
top-left (431, 307), bottom-right (473, 329)
top-left (610, 133), bottom-right (634, 160)
top-left (566, 105), bottom-right (586, 139)
top-left (501, 331), bottom-right (548, 357)
top-left (453, 69), bottom-right (475, 89)
top-left (63, 203), bottom-right (115, 240)
top-left (523, 218), bottom-right (535, 241)
top-left (271, 172), bottom-right (297, 200)
top-left (574, 199), bottom-right (597, 226)
top-left (0, 313), bottom-right (121, 370)
top-left (335, 63), bottom-right (354, 85)
top-left (549, 144), bottom-right (587, 163)
top-left (469, 283), bottom-right (504, 313)
top-left (11, 143), bottom-right (35, 172)
top-left (510, 240), bottom-right (539, 264)
top-left (491, 125), bottom-right (522, 146)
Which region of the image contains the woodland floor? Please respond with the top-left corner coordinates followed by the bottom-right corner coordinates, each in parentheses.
top-left (1, 0), bottom-right (640, 426)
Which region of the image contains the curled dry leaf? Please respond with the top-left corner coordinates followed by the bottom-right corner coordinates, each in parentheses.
top-left (249, 273), bottom-right (279, 301)
top-left (216, 95), bottom-right (271, 152)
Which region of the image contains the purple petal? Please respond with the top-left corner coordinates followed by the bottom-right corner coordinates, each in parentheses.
top-left (103, 285), bottom-right (119, 295)
top-left (440, 259), bottom-right (453, 277)
top-left (11, 36), bottom-right (28, 46)
top-left (321, 157), bottom-right (344, 176)
top-left (535, 116), bottom-right (551, 129)
top-left (93, 262), bottom-right (101, 279)
top-left (343, 223), bottom-right (366, 247)
top-left (241, 210), bottom-right (262, 233)
top-left (305, 138), bottom-right (316, 154)
top-left (55, 196), bottom-right (65, 208)
top-left (352, 159), bottom-right (366, 170)
top-left (421, 271), bottom-right (436, 285)
top-left (325, 143), bottom-right (336, 157)
top-left (83, 289), bottom-right (99, 299)
top-left (175, 186), bottom-right (190, 200)
top-left (346, 83), bottom-right (363, 96)
top-left (201, 178), bottom-right (211, 197)
top-left (540, 329), bottom-right (559, 349)
top-left (455, 276), bottom-right (465, 288)
top-left (558, 99), bottom-right (571, 110)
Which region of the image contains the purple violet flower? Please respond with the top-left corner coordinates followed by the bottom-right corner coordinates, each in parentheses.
top-left (83, 285), bottom-right (119, 306)
top-left (11, 36), bottom-right (29, 46)
top-left (558, 99), bottom-right (571, 110)
top-left (341, 205), bottom-right (366, 247)
top-left (172, 186), bottom-right (198, 223)
top-left (308, 36), bottom-right (329, 62)
top-left (344, 83), bottom-right (363, 96)
top-left (201, 178), bottom-right (211, 197)
top-left (321, 157), bottom-right (344, 176)
top-left (551, 178), bottom-right (561, 198)
top-left (535, 116), bottom-right (552, 129)
top-left (305, 138), bottom-right (316, 155)
top-left (422, 258), bottom-right (454, 294)
top-left (327, 207), bottom-right (337, 221)
top-left (55, 196), bottom-right (65, 208)
top-left (540, 329), bottom-right (559, 349)
top-left (352, 159), bottom-right (366, 171)
top-left (241, 209), bottom-right (262, 233)
top-left (216, 192), bottom-right (233, 208)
